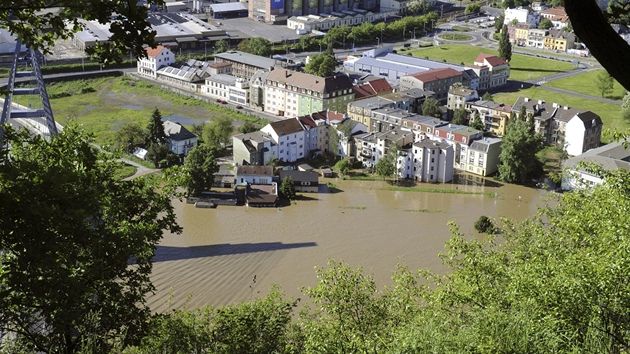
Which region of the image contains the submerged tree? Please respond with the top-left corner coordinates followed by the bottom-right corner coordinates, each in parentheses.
top-left (0, 125), bottom-right (181, 353)
top-left (497, 118), bottom-right (544, 183)
top-left (182, 144), bottom-right (219, 197)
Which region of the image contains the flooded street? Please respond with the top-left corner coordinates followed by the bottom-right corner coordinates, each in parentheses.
top-left (148, 178), bottom-right (548, 311)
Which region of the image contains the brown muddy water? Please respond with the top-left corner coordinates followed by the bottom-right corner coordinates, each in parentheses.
top-left (148, 178), bottom-right (548, 311)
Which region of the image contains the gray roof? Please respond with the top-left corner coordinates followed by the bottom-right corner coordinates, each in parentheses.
top-left (348, 96), bottom-right (395, 109)
top-left (164, 120), bottom-right (196, 141)
top-left (206, 73), bottom-right (238, 85)
top-left (414, 139), bottom-right (450, 150)
top-left (210, 2), bottom-right (247, 12)
top-left (564, 142), bottom-right (630, 173)
top-left (470, 137), bottom-right (502, 153)
top-left (214, 51), bottom-right (276, 70)
top-left (278, 170), bottom-right (319, 183)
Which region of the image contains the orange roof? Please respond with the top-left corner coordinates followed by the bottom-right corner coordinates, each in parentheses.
top-left (474, 53), bottom-right (508, 67)
top-left (145, 45), bottom-right (166, 58)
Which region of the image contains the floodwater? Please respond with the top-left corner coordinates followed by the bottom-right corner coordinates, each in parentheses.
top-left (148, 177), bottom-right (548, 311)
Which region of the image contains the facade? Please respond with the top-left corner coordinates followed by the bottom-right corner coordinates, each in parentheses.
top-left (540, 6), bottom-right (570, 28)
top-left (249, 0), bottom-right (371, 24)
top-left (260, 118), bottom-right (307, 162)
top-left (447, 87), bottom-right (479, 111)
top-left (400, 68), bottom-right (464, 101)
top-left (466, 100), bottom-right (512, 136)
top-left (137, 45), bottom-right (175, 79)
top-left (163, 120), bottom-right (197, 156)
top-left (512, 23), bottom-right (533, 46)
top-left (249, 70), bottom-right (270, 110)
top-left (354, 78), bottom-right (393, 100)
top-left (467, 137), bottom-right (502, 176)
top-left (208, 62), bottom-right (233, 76)
top-left (214, 51), bottom-right (276, 80)
top-left (543, 29), bottom-right (576, 51)
top-left (409, 140), bottom-right (454, 182)
top-left (504, 6), bottom-right (538, 25)
top-left (201, 74), bottom-right (249, 104)
top-left (236, 165), bottom-right (274, 185)
top-left (473, 54), bottom-right (510, 88)
top-left (264, 69), bottom-right (354, 118)
top-left (232, 130), bottom-right (276, 166)
top-left (527, 28), bottom-right (548, 48)
top-left (562, 111), bottom-right (603, 156)
top-left (287, 10), bottom-right (387, 32)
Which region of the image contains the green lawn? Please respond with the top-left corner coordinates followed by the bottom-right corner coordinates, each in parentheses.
top-left (545, 69), bottom-right (627, 100)
top-left (409, 44), bottom-right (575, 81)
top-left (493, 86), bottom-right (626, 142)
top-left (14, 76), bottom-right (266, 147)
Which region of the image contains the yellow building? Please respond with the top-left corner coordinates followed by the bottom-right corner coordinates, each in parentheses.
top-left (543, 29), bottom-right (576, 52)
top-left (513, 23), bottom-right (532, 46)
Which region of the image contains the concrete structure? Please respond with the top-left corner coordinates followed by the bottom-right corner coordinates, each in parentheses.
top-left (214, 51), bottom-right (276, 80)
top-left (466, 100), bottom-right (512, 136)
top-left (562, 142), bottom-right (630, 190)
top-left (354, 78), bottom-right (393, 100)
top-left (512, 23), bottom-right (533, 46)
top-left (527, 28), bottom-right (548, 48)
top-left (472, 54), bottom-right (510, 89)
top-left (155, 59), bottom-right (211, 89)
top-left (287, 10), bottom-right (390, 32)
top-left (264, 69), bottom-right (354, 117)
top-left (208, 62), bottom-right (233, 76)
top-left (164, 120), bottom-right (197, 156)
top-left (249, 0), bottom-right (367, 24)
top-left (260, 118), bottom-right (308, 162)
top-left (447, 87), bottom-right (479, 111)
top-left (467, 137), bottom-right (502, 176)
top-left (137, 45), bottom-right (175, 79)
top-left (505, 6), bottom-right (539, 26)
top-left (543, 29), bottom-right (576, 52)
top-left (201, 74), bottom-right (250, 104)
top-left (232, 130), bottom-right (276, 166)
top-left (400, 68), bottom-right (463, 101)
top-left (210, 2), bottom-right (249, 19)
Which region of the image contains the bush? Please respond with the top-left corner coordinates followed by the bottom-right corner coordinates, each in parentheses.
top-left (474, 215), bottom-right (495, 234)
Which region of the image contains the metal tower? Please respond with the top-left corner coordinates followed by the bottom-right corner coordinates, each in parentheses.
top-left (0, 39), bottom-right (58, 138)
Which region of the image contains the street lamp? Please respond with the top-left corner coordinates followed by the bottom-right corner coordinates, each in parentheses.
top-left (413, 27), bottom-right (417, 39)
top-left (376, 37), bottom-right (380, 47)
top-left (380, 28), bottom-right (384, 46)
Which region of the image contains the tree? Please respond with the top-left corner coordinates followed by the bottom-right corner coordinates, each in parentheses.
top-left (498, 25), bottom-right (512, 63)
top-left (116, 122), bottom-right (146, 154)
top-left (182, 145), bottom-right (219, 196)
top-left (622, 91), bottom-right (630, 123)
top-left (595, 70), bottom-right (614, 98)
top-left (215, 39), bottom-right (229, 54)
top-left (146, 142), bottom-right (174, 168)
top-left (191, 122), bottom-right (206, 143)
top-left (465, 3), bottom-right (482, 15)
top-left (494, 13), bottom-right (505, 33)
top-left (497, 119), bottom-right (545, 184)
top-left (421, 98), bottom-right (441, 118)
top-left (375, 146), bottom-right (397, 179)
top-left (239, 121), bottom-right (260, 134)
top-left (471, 111), bottom-right (485, 131)
top-left (452, 108), bottom-right (469, 125)
top-left (328, 127), bottom-right (341, 158)
top-left (0, 0), bottom-right (159, 63)
top-left (147, 108), bottom-right (166, 145)
top-left (538, 18), bottom-right (553, 29)
top-left (304, 53), bottom-right (337, 77)
top-left (280, 176), bottom-right (297, 200)
top-left (299, 35), bottom-right (313, 51)
top-left (474, 215), bottom-right (495, 233)
top-left (334, 158), bottom-right (352, 177)
top-left (407, 0), bottom-right (429, 14)
top-left (203, 116), bottom-right (233, 149)
top-left (482, 92), bottom-right (494, 101)
top-left (237, 37), bottom-right (272, 57)
top-left (0, 125), bottom-right (180, 353)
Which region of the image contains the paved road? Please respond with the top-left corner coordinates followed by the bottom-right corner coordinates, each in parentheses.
top-left (120, 158), bottom-right (160, 181)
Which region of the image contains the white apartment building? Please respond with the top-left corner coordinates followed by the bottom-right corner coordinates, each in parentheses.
top-left (137, 45), bottom-right (175, 79)
top-left (409, 140), bottom-right (454, 183)
top-left (260, 118), bottom-right (307, 163)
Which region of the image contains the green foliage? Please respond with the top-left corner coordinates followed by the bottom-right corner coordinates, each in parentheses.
top-left (498, 25), bottom-right (512, 63)
top-left (498, 119), bottom-right (545, 183)
top-left (421, 97), bottom-right (441, 118)
top-left (147, 108), bottom-right (166, 145)
top-left (146, 142), bottom-right (174, 168)
top-left (471, 113), bottom-right (485, 131)
top-left (203, 116), bottom-right (233, 150)
top-left (482, 91), bottom-right (494, 102)
top-left (334, 158), bottom-right (352, 177)
top-left (407, 0), bottom-right (430, 14)
top-left (596, 71), bottom-right (615, 98)
top-left (465, 3), bottom-right (482, 14)
top-left (452, 107), bottom-right (469, 125)
top-left (328, 127), bottom-right (340, 157)
top-left (237, 37), bottom-right (272, 57)
top-left (375, 146), bottom-right (398, 179)
top-left (238, 121), bottom-right (260, 134)
top-left (474, 215), bottom-right (495, 233)
top-left (0, 125), bottom-right (180, 353)
top-left (494, 13), bottom-right (505, 33)
top-left (622, 91), bottom-right (630, 123)
top-left (538, 18), bottom-right (553, 29)
top-left (182, 145), bottom-right (219, 196)
top-left (304, 53), bottom-right (337, 77)
top-left (115, 121), bottom-right (147, 154)
top-left (215, 39), bottom-right (229, 54)
top-left (280, 176), bottom-right (297, 200)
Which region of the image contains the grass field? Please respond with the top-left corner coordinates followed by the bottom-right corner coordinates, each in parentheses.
top-left (14, 76), bottom-right (266, 147)
top-left (545, 69), bottom-right (627, 100)
top-left (409, 44), bottom-right (575, 81)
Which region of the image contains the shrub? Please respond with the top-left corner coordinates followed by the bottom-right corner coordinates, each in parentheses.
top-left (474, 215), bottom-right (495, 234)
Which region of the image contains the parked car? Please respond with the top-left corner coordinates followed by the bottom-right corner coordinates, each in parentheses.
top-left (236, 105), bottom-right (243, 109)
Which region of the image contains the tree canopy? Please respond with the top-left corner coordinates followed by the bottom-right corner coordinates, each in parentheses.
top-left (421, 98), bottom-right (441, 118)
top-left (237, 37), bottom-right (272, 57)
top-left (203, 116), bottom-right (233, 150)
top-left (622, 91), bottom-right (630, 123)
top-left (0, 125), bottom-right (180, 353)
top-left (0, 0), bottom-right (159, 63)
top-left (497, 118), bottom-right (544, 184)
top-left (182, 144), bottom-right (219, 196)
top-left (304, 53), bottom-right (337, 77)
top-left (595, 70), bottom-right (614, 98)
top-left (498, 25), bottom-right (512, 63)
top-left (538, 18), bottom-right (553, 29)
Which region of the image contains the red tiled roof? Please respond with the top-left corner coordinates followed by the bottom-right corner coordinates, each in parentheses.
top-left (209, 62), bottom-right (232, 68)
top-left (327, 111), bottom-right (345, 123)
top-left (407, 68), bottom-right (462, 83)
top-left (145, 45), bottom-right (165, 58)
top-left (298, 114), bottom-right (318, 128)
top-left (541, 6), bottom-right (566, 16)
top-left (474, 53), bottom-right (508, 67)
top-left (368, 78), bottom-right (393, 94)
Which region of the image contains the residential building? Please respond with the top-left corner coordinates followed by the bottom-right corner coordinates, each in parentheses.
top-left (447, 87), bottom-right (479, 111)
top-left (473, 53), bottom-right (510, 88)
top-left (504, 6), bottom-right (538, 26)
top-left (540, 6), bottom-right (570, 28)
top-left (432, 124), bottom-right (484, 172)
top-left (512, 23), bottom-right (533, 46)
top-left (137, 45), bottom-right (175, 79)
top-left (214, 51), bottom-right (276, 80)
top-left (543, 29), bottom-right (576, 52)
top-left (260, 118), bottom-right (307, 162)
top-left (347, 96), bottom-right (397, 130)
top-left (164, 120), bottom-right (198, 156)
top-left (208, 62), bottom-right (233, 76)
top-left (466, 100), bottom-right (512, 136)
top-left (330, 118), bottom-right (367, 158)
top-left (236, 165), bottom-right (274, 185)
top-left (278, 170), bottom-right (319, 192)
top-left (467, 137), bottom-right (502, 176)
top-left (400, 68), bottom-right (464, 101)
top-left (298, 112), bottom-right (329, 156)
top-left (264, 69), bottom-right (354, 118)
top-left (410, 139), bottom-right (454, 182)
top-left (202, 74), bottom-right (249, 104)
top-left (559, 109), bottom-right (603, 156)
top-left (527, 28), bottom-right (548, 48)
top-left (562, 142), bottom-right (630, 190)
top-left (249, 70), bottom-right (270, 110)
top-left (354, 78), bottom-right (393, 100)
top-left (232, 130), bottom-right (276, 166)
